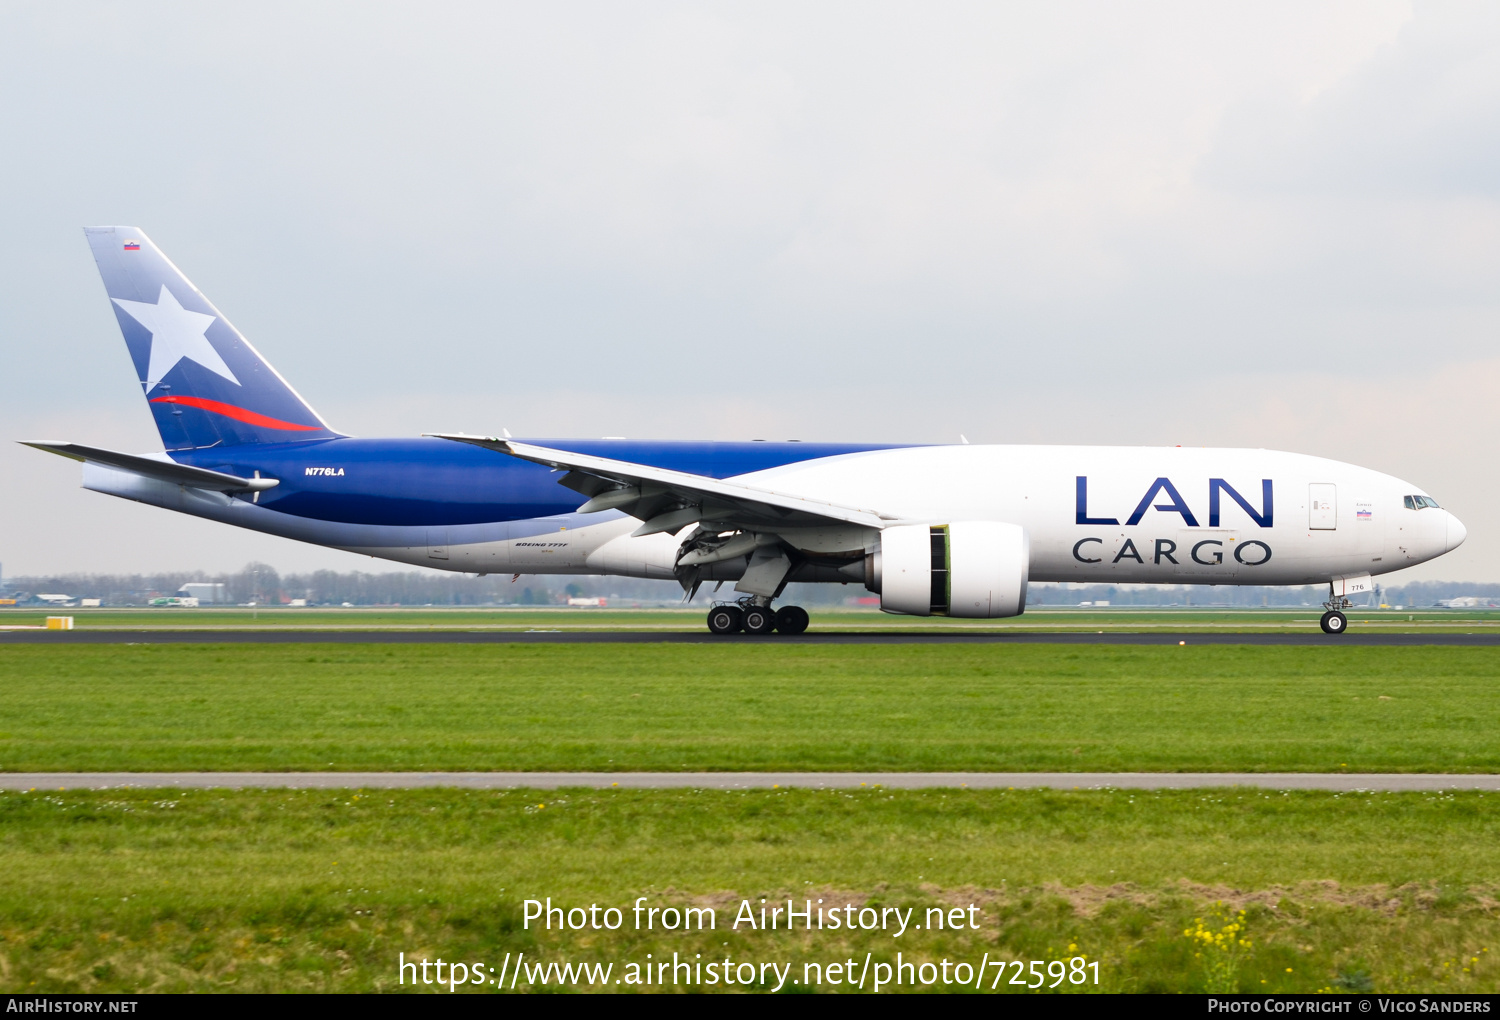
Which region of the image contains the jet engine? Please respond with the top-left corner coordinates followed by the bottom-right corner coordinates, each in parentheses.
top-left (865, 521), bottom-right (1029, 618)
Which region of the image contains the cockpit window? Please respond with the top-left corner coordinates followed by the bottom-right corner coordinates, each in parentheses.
top-left (1405, 495), bottom-right (1440, 510)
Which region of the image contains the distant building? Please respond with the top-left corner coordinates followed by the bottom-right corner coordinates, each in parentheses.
top-left (178, 583), bottom-right (229, 605)
top-left (1437, 596), bottom-right (1499, 609)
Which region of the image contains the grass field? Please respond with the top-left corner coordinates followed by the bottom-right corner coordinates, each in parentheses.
top-left (1, 786), bottom-right (1497, 993)
top-left (5, 605), bottom-right (1500, 632)
top-left (4, 640), bottom-right (1497, 995)
top-left (1, 643), bottom-right (1497, 772)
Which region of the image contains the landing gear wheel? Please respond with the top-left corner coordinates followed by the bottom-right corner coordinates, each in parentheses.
top-left (774, 605), bottom-right (810, 635)
top-left (707, 605), bottom-right (744, 635)
top-left (742, 606), bottom-right (777, 635)
top-left (1320, 610), bottom-right (1348, 635)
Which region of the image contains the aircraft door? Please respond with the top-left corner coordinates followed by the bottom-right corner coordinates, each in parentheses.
top-left (427, 527), bottom-right (450, 560)
top-left (1309, 484), bottom-right (1337, 530)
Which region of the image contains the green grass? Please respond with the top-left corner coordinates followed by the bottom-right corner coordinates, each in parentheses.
top-left (2, 644), bottom-right (1498, 771)
top-left (6, 606), bottom-right (1500, 632)
top-left (1, 787), bottom-right (1497, 993)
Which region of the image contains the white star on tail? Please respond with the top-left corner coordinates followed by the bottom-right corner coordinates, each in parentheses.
top-left (113, 285), bottom-right (240, 391)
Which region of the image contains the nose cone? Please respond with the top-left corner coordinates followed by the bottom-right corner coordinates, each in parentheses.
top-left (1447, 511), bottom-right (1468, 552)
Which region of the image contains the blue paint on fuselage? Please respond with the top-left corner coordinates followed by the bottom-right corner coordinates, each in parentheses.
top-left (171, 437), bottom-right (910, 527)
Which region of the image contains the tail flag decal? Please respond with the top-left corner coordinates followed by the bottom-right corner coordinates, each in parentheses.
top-left (85, 226), bottom-right (341, 450)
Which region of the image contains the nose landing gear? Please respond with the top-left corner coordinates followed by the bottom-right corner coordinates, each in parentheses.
top-left (704, 597), bottom-right (810, 636)
top-left (1319, 610), bottom-right (1348, 635)
top-left (1320, 586), bottom-right (1353, 635)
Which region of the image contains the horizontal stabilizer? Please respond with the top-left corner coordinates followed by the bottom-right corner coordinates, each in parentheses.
top-left (20, 441), bottom-right (279, 493)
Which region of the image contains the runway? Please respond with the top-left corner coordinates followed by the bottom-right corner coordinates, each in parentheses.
top-left (4, 772), bottom-right (1498, 791)
top-left (3, 629), bottom-right (1499, 645)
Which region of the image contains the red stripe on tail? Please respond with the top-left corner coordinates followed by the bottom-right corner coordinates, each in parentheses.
top-left (149, 395), bottom-right (322, 431)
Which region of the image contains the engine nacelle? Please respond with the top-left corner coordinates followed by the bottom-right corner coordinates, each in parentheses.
top-left (866, 521), bottom-right (1029, 618)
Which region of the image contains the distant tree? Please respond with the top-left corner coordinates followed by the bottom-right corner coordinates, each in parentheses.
top-left (230, 562), bottom-right (281, 605)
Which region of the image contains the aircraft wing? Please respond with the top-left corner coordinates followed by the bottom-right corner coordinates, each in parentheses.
top-left (427, 434), bottom-right (897, 535)
top-left (20, 441), bottom-right (279, 493)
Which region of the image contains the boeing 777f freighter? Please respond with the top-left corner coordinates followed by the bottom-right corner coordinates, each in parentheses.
top-left (24, 228), bottom-right (1467, 634)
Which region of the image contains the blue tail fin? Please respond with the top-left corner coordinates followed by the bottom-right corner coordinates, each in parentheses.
top-left (85, 226), bottom-right (341, 450)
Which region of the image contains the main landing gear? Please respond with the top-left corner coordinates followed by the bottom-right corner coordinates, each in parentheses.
top-left (706, 598), bottom-right (810, 636)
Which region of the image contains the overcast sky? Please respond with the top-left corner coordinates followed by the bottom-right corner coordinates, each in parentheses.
top-left (3, 1), bottom-right (1499, 581)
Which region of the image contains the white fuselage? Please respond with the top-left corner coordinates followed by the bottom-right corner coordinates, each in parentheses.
top-left (729, 445), bottom-right (1463, 586)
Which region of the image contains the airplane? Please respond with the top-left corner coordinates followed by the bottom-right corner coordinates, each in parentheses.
top-left (23, 227), bottom-right (1467, 636)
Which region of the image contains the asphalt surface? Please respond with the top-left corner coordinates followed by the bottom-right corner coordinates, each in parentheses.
top-left (4, 772), bottom-right (1498, 791)
top-left (3, 629), bottom-right (1500, 645)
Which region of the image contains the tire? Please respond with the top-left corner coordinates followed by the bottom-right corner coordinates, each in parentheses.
top-left (775, 605), bottom-right (810, 635)
top-left (742, 606), bottom-right (777, 635)
top-left (707, 605), bottom-right (743, 635)
top-left (1320, 610), bottom-right (1348, 635)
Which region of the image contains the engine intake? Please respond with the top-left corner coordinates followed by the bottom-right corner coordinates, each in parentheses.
top-left (867, 521), bottom-right (1029, 618)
